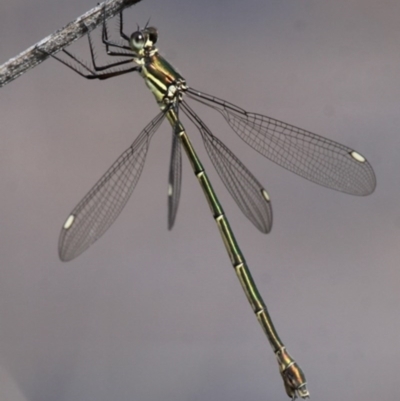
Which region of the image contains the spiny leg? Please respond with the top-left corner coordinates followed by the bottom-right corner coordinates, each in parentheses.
top-left (118, 8), bottom-right (130, 41)
top-left (101, 7), bottom-right (132, 54)
top-left (85, 32), bottom-right (133, 71)
top-left (46, 45), bottom-right (139, 80)
top-left (41, 14), bottom-right (139, 80)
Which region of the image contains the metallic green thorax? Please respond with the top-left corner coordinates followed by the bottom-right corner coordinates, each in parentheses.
top-left (133, 31), bottom-right (309, 399)
top-left (140, 53), bottom-right (186, 106)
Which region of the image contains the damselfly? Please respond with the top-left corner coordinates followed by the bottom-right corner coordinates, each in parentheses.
top-left (43, 7), bottom-right (376, 399)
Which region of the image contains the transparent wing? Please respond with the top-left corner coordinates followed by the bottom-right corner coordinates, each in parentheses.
top-left (168, 130), bottom-right (182, 230)
top-left (187, 88), bottom-right (376, 196)
top-left (59, 111), bottom-right (165, 261)
top-left (182, 101), bottom-right (272, 233)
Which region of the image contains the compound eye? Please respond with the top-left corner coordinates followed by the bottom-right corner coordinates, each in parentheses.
top-left (130, 31), bottom-right (145, 51)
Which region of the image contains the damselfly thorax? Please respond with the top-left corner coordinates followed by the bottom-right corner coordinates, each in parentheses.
top-left (130, 27), bottom-right (187, 107)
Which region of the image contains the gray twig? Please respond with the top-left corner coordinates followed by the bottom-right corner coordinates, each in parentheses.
top-left (0, 0), bottom-right (142, 87)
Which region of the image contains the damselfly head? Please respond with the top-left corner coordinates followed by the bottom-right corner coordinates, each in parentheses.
top-left (129, 27), bottom-right (158, 56)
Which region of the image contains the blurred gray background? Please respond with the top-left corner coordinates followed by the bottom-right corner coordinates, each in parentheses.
top-left (0, 0), bottom-right (399, 400)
